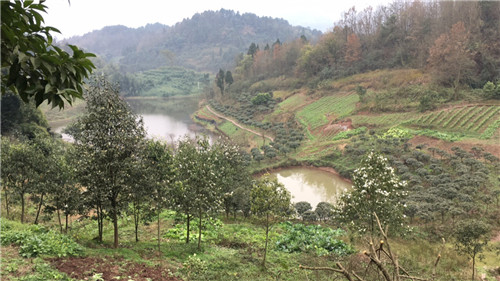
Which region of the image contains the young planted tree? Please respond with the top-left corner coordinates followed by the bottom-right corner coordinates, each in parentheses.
top-left (294, 201), bottom-right (312, 220)
top-left (143, 139), bottom-right (175, 251)
top-left (173, 136), bottom-right (224, 250)
top-left (71, 77), bottom-right (145, 248)
top-left (45, 144), bottom-right (83, 233)
top-left (214, 141), bottom-right (251, 218)
top-left (453, 219), bottom-right (490, 281)
top-left (1, 137), bottom-right (45, 223)
top-left (251, 175), bottom-right (292, 266)
top-left (315, 202), bottom-right (334, 221)
top-left (336, 151), bottom-right (407, 235)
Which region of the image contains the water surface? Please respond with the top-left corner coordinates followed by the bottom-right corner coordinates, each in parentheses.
top-left (270, 167), bottom-right (351, 207)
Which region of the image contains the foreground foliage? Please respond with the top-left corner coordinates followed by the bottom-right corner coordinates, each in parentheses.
top-left (0, 220), bottom-right (83, 258)
top-left (1, 0), bottom-right (95, 108)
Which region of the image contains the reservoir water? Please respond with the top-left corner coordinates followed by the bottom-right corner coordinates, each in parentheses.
top-left (52, 97), bottom-right (351, 206)
top-left (269, 167), bottom-right (351, 207)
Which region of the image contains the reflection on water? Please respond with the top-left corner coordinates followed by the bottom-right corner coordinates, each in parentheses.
top-left (53, 97), bottom-right (211, 142)
top-left (128, 97), bottom-right (210, 142)
top-left (141, 114), bottom-right (204, 141)
top-left (270, 167), bottom-right (351, 207)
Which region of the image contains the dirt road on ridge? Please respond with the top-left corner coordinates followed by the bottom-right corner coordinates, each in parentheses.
top-left (205, 105), bottom-right (274, 142)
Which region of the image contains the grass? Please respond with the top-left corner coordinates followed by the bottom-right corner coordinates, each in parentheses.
top-left (217, 121), bottom-right (267, 150)
top-left (296, 93), bottom-right (358, 132)
top-left (3, 199), bottom-right (496, 281)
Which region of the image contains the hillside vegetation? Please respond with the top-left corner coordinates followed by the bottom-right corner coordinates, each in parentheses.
top-left (63, 9), bottom-right (321, 73)
top-left (3, 0), bottom-right (500, 280)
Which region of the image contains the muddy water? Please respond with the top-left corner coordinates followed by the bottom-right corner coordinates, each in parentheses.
top-left (269, 167), bottom-right (351, 207)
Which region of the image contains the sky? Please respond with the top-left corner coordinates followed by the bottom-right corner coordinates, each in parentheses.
top-left (44, 0), bottom-right (392, 39)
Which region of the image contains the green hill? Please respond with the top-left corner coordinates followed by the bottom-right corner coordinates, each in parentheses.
top-left (62, 9), bottom-right (321, 73)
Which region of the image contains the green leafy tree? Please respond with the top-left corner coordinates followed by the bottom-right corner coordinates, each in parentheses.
top-left (294, 201), bottom-right (312, 220)
top-left (247, 42), bottom-right (259, 57)
top-left (251, 175), bottom-right (292, 266)
top-left (336, 151), bottom-right (408, 235)
top-left (216, 69), bottom-right (225, 95)
top-left (225, 70), bottom-right (233, 90)
top-left (213, 141), bottom-right (251, 218)
top-left (453, 219), bottom-right (490, 281)
top-left (70, 77), bottom-right (145, 248)
top-left (1, 137), bottom-right (46, 223)
top-left (45, 144), bottom-right (83, 233)
top-left (143, 139), bottom-right (175, 251)
top-left (173, 136), bottom-right (224, 250)
top-left (315, 201), bottom-right (334, 221)
top-left (1, 0), bottom-right (95, 108)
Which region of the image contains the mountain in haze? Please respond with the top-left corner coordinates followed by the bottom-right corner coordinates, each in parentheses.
top-left (63, 9), bottom-right (322, 73)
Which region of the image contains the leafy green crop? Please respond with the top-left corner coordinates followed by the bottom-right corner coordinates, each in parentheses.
top-left (0, 220), bottom-right (83, 258)
top-left (275, 222), bottom-right (354, 256)
top-left (332, 127), bottom-right (367, 141)
top-left (164, 217), bottom-right (223, 243)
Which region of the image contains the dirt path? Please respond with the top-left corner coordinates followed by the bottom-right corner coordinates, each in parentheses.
top-left (206, 105), bottom-right (274, 142)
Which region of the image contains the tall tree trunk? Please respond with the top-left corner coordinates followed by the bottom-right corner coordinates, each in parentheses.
top-left (112, 201), bottom-right (119, 248)
top-left (34, 193), bottom-right (44, 224)
top-left (96, 203), bottom-right (103, 242)
top-left (133, 202), bottom-right (140, 242)
top-left (263, 214), bottom-right (269, 266)
top-left (20, 192), bottom-right (25, 224)
top-left (57, 209), bottom-right (63, 233)
top-left (186, 213), bottom-right (191, 244)
top-left (157, 207), bottom-right (161, 253)
top-left (65, 213), bottom-right (69, 233)
top-left (197, 210), bottom-right (203, 250)
top-left (3, 188), bottom-right (10, 219)
top-left (472, 252), bottom-right (476, 281)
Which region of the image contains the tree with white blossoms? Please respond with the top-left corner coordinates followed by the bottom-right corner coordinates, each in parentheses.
top-left (336, 151), bottom-right (407, 235)
top-left (173, 136), bottom-right (231, 250)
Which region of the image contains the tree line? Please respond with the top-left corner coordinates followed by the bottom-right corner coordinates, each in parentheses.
top-left (1, 77), bottom-right (295, 260)
top-left (229, 1), bottom-right (499, 95)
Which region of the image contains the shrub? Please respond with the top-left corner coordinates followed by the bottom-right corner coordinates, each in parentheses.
top-left (275, 222), bottom-right (353, 256)
top-left (1, 221), bottom-right (83, 258)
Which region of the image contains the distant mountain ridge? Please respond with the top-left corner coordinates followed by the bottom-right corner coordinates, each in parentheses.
top-left (63, 9), bottom-right (322, 73)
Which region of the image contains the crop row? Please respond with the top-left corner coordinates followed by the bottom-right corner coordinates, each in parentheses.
top-left (413, 105), bottom-right (499, 134)
top-left (351, 112), bottom-right (417, 128)
top-left (297, 93), bottom-right (358, 131)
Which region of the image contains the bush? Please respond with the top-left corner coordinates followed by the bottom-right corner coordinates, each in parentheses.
top-left (164, 217), bottom-right (223, 243)
top-left (275, 222), bottom-right (354, 256)
top-left (1, 220), bottom-right (83, 258)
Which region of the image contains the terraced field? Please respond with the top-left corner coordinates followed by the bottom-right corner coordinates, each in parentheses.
top-left (350, 112), bottom-right (419, 128)
top-left (411, 105), bottom-right (500, 137)
top-left (296, 93), bottom-right (358, 132)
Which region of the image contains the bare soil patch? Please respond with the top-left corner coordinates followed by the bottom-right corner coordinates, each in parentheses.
top-left (409, 135), bottom-right (499, 157)
top-left (49, 256), bottom-right (181, 281)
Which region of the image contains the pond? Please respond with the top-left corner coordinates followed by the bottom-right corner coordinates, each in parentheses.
top-left (269, 167), bottom-right (351, 207)
top-left (53, 96), bottom-right (211, 142)
top-left (127, 97), bottom-right (210, 142)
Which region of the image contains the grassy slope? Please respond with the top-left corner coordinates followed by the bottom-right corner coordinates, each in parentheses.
top-left (197, 69), bottom-right (499, 165)
top-left (274, 69), bottom-right (498, 159)
top-left (1, 208), bottom-right (482, 281)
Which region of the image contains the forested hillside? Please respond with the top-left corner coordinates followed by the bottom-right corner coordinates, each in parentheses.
top-left (63, 9), bottom-right (321, 73)
top-left (2, 0), bottom-right (500, 280)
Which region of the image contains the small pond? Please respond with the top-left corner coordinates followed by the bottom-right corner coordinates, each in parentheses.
top-left (269, 167), bottom-right (351, 207)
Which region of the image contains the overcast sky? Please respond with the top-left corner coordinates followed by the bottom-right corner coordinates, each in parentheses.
top-left (44, 0), bottom-right (392, 39)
